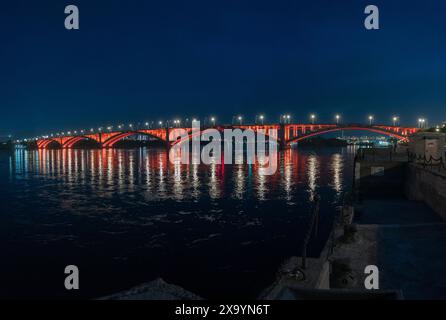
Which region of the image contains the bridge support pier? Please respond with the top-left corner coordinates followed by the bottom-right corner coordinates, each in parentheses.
top-left (165, 127), bottom-right (171, 150)
top-left (279, 124), bottom-right (289, 150)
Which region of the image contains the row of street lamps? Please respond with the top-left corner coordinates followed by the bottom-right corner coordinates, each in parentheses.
top-left (19, 114), bottom-right (432, 142)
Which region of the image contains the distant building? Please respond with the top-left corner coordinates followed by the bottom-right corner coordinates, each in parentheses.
top-left (0, 136), bottom-right (12, 150)
top-left (0, 135), bottom-right (12, 143)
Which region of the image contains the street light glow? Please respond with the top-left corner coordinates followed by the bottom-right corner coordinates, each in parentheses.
top-left (310, 114), bottom-right (315, 124)
top-left (335, 114), bottom-right (340, 124)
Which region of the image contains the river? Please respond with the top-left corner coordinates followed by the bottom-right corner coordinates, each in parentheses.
top-left (0, 146), bottom-right (356, 299)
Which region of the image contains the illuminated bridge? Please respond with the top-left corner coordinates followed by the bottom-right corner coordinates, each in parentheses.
top-left (34, 123), bottom-right (420, 149)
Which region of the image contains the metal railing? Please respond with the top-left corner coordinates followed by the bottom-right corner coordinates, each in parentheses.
top-left (301, 195), bottom-right (320, 269)
top-left (407, 151), bottom-right (446, 172)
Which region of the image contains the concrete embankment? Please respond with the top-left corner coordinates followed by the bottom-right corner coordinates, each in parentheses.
top-left (405, 164), bottom-right (446, 221)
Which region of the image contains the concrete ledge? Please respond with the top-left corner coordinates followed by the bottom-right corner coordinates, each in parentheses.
top-left (406, 164), bottom-right (446, 221)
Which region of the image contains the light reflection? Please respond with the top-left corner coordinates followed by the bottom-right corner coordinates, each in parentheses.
top-left (330, 153), bottom-right (343, 194)
top-left (7, 148), bottom-right (353, 203)
top-left (307, 154), bottom-right (319, 201)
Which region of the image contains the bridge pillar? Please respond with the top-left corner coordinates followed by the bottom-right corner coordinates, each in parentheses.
top-left (279, 124), bottom-right (289, 150)
top-left (165, 127), bottom-right (170, 150)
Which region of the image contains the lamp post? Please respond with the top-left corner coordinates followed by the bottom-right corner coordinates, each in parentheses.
top-left (393, 116), bottom-right (399, 126)
top-left (238, 116), bottom-right (243, 125)
top-left (418, 118), bottom-right (426, 129)
top-left (368, 115), bottom-right (374, 126)
top-left (210, 117), bottom-right (216, 127)
top-left (335, 114), bottom-right (340, 125)
top-left (310, 114), bottom-right (316, 124)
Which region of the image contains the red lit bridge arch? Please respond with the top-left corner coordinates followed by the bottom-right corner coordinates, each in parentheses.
top-left (35, 124), bottom-right (420, 149)
top-left (286, 124), bottom-right (418, 145)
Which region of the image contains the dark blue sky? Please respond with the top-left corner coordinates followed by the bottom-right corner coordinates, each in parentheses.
top-left (1, 0), bottom-right (446, 137)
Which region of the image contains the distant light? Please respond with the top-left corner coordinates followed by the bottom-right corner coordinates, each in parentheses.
top-left (287, 115), bottom-right (290, 119)
top-left (158, 121), bottom-right (162, 125)
top-left (210, 117), bottom-right (215, 122)
top-left (259, 115), bottom-right (264, 119)
top-left (145, 122), bottom-right (149, 126)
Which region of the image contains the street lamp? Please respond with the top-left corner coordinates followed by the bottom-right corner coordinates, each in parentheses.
top-left (368, 115), bottom-right (374, 126)
top-left (335, 114), bottom-right (340, 125)
top-left (392, 116), bottom-right (399, 126)
top-left (418, 118), bottom-right (426, 129)
top-left (310, 114), bottom-right (316, 124)
top-left (210, 117), bottom-right (216, 126)
top-left (238, 116), bottom-right (243, 125)
top-left (259, 114), bottom-right (264, 125)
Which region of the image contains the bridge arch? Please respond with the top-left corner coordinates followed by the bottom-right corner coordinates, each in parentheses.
top-left (287, 126), bottom-right (409, 146)
top-left (37, 139), bottom-right (62, 149)
top-left (170, 126), bottom-right (280, 147)
top-left (102, 130), bottom-right (167, 148)
top-left (62, 136), bottom-right (101, 148)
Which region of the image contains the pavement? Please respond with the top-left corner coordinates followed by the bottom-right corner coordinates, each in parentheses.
top-left (344, 199), bottom-right (446, 299)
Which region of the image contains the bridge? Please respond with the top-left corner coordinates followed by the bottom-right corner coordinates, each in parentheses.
top-left (34, 123), bottom-right (420, 150)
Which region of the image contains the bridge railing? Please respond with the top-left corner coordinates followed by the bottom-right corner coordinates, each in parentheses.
top-left (355, 147), bottom-right (405, 162)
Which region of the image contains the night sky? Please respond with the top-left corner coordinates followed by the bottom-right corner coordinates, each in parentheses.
top-left (1, 0), bottom-right (446, 137)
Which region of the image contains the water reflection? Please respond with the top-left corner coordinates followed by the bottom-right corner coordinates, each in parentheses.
top-left (10, 147), bottom-right (354, 203)
top-left (3, 146), bottom-right (356, 299)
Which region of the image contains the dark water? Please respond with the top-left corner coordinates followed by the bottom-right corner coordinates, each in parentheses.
top-left (0, 147), bottom-right (355, 299)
